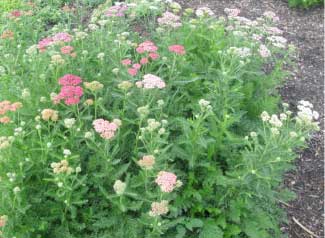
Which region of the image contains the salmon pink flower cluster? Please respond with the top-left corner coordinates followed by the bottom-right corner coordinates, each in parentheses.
top-left (155, 171), bottom-right (178, 193)
top-left (138, 155), bottom-right (155, 170)
top-left (60, 46), bottom-right (76, 57)
top-left (168, 45), bottom-right (186, 55)
top-left (0, 215), bottom-right (7, 227)
top-left (1, 30), bottom-right (14, 40)
top-left (136, 74), bottom-right (166, 89)
top-left (54, 74), bottom-right (83, 105)
top-left (93, 119), bottom-right (120, 140)
top-left (0, 101), bottom-right (22, 124)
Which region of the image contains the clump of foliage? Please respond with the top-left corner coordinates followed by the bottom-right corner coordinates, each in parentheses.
top-left (0, 1), bottom-right (320, 238)
top-left (0, 0), bottom-right (22, 13)
top-left (288, 0), bottom-right (323, 8)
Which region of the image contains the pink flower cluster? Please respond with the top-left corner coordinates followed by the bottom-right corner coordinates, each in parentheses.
top-left (93, 119), bottom-right (119, 139)
top-left (121, 41), bottom-right (160, 76)
top-left (168, 45), bottom-right (186, 55)
top-left (136, 41), bottom-right (158, 54)
top-left (10, 10), bottom-right (22, 18)
top-left (136, 74), bottom-right (166, 89)
top-left (38, 32), bottom-right (73, 52)
top-left (105, 4), bottom-right (128, 17)
top-left (157, 12), bottom-right (182, 28)
top-left (155, 171), bottom-right (177, 193)
top-left (54, 74), bottom-right (83, 105)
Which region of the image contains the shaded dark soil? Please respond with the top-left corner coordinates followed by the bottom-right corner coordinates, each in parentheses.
top-left (178, 0), bottom-right (324, 237)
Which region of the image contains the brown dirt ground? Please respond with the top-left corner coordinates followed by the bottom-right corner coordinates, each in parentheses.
top-left (177, 0), bottom-right (324, 237)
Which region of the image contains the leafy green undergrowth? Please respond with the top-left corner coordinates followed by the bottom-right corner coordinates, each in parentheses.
top-left (288, 0), bottom-right (323, 8)
top-left (0, 1), bottom-right (320, 238)
top-left (0, 0), bottom-right (22, 13)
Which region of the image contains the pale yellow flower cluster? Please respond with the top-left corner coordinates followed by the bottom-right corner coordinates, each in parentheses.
top-left (51, 160), bottom-right (73, 174)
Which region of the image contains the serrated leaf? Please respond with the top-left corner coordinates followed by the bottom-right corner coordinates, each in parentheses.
top-left (184, 218), bottom-right (203, 231)
top-left (199, 220), bottom-right (223, 238)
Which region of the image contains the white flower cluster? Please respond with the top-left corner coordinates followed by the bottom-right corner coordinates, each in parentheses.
top-left (198, 99), bottom-right (212, 111)
top-left (64, 118), bottom-right (76, 128)
top-left (6, 172), bottom-right (16, 182)
top-left (137, 105), bottom-right (150, 118)
top-left (227, 47), bottom-right (252, 58)
top-left (140, 119), bottom-right (167, 136)
top-left (0, 136), bottom-right (13, 150)
top-left (113, 180), bottom-right (126, 195)
top-left (296, 100), bottom-right (319, 128)
top-left (260, 111), bottom-right (287, 135)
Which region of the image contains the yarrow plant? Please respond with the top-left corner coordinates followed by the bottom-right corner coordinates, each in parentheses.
top-left (0, 1), bottom-right (320, 238)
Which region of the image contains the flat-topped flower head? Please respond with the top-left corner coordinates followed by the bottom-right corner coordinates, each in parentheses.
top-left (37, 37), bottom-right (54, 51)
top-left (61, 46), bottom-right (74, 55)
top-left (55, 85), bottom-right (83, 105)
top-left (38, 32), bottom-right (72, 52)
top-left (93, 118), bottom-right (120, 139)
top-left (149, 200), bottom-right (169, 217)
top-left (195, 7), bottom-right (214, 17)
top-left (58, 74), bottom-right (82, 86)
top-left (259, 44), bottom-right (271, 58)
top-left (157, 11), bottom-right (182, 28)
top-left (0, 101), bottom-right (22, 115)
top-left (105, 4), bottom-right (128, 17)
top-left (136, 41), bottom-right (158, 54)
top-left (168, 45), bottom-right (186, 55)
top-left (52, 32), bottom-right (72, 43)
top-left (41, 109), bottom-right (59, 122)
top-left (51, 160), bottom-right (73, 174)
top-left (84, 81), bottom-right (104, 92)
top-left (138, 74), bottom-right (166, 89)
top-left (155, 171), bottom-right (177, 192)
top-left (138, 155), bottom-right (155, 170)
top-left (113, 180), bottom-right (126, 195)
top-left (121, 59), bottom-right (132, 66)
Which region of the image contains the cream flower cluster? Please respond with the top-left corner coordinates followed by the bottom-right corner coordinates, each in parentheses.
top-left (51, 160), bottom-right (73, 174)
